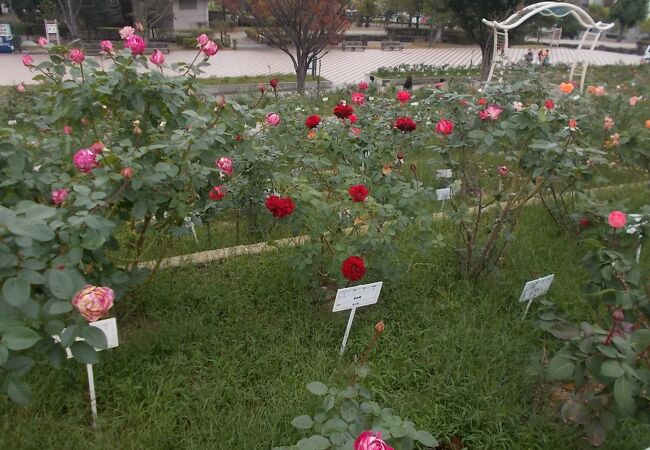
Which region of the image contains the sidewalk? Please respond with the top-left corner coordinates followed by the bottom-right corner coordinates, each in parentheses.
top-left (0, 45), bottom-right (641, 87)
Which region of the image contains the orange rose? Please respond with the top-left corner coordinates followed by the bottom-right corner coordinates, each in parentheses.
top-left (559, 82), bottom-right (574, 94)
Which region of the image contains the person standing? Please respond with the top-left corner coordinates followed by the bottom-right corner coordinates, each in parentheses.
top-left (403, 75), bottom-right (413, 90)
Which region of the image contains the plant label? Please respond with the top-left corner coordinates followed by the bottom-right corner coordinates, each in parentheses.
top-left (436, 187), bottom-right (453, 201)
top-left (333, 282), bottom-right (383, 355)
top-left (519, 274), bottom-right (554, 303)
top-left (90, 318), bottom-right (119, 350)
top-left (520, 274), bottom-right (554, 319)
top-left (436, 169), bottom-right (452, 178)
top-left (333, 281), bottom-right (383, 312)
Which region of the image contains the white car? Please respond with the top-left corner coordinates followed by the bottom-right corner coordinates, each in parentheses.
top-left (643, 45), bottom-right (650, 63)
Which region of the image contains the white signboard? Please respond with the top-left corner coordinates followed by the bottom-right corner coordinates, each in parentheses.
top-left (436, 169), bottom-right (452, 178)
top-left (520, 274), bottom-right (554, 318)
top-left (436, 187), bottom-right (453, 201)
top-left (45, 23), bottom-right (58, 34)
top-left (333, 281), bottom-right (383, 312)
top-left (334, 282), bottom-right (383, 355)
top-left (0, 24), bottom-right (11, 36)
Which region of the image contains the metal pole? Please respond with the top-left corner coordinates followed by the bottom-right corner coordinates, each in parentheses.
top-left (339, 307), bottom-right (357, 355)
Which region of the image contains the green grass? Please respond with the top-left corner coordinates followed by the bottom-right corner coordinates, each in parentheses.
top-left (2, 187), bottom-right (649, 449)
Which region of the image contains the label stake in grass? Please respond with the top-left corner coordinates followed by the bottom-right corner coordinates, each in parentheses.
top-left (519, 274), bottom-right (554, 319)
top-left (333, 282), bottom-right (383, 355)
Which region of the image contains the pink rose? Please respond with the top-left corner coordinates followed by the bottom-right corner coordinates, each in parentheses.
top-left (197, 33), bottom-right (210, 47)
top-left (604, 116), bottom-right (614, 130)
top-left (354, 431), bottom-right (394, 450)
top-left (350, 127), bottom-right (361, 137)
top-left (629, 96), bottom-right (640, 106)
top-left (608, 211), bottom-right (627, 229)
top-left (209, 185), bottom-right (227, 201)
top-left (69, 48), bottom-right (85, 64)
top-left (91, 141), bottom-right (104, 154)
top-left (497, 165), bottom-right (509, 177)
top-left (149, 49), bottom-right (165, 66)
top-left (63, 125), bottom-right (73, 135)
top-left (15, 83), bottom-right (25, 93)
top-left (22, 55), bottom-right (33, 67)
top-left (358, 81), bottom-right (368, 90)
top-left (100, 40), bottom-right (114, 53)
top-left (216, 156), bottom-right (233, 175)
top-left (73, 148), bottom-right (98, 173)
top-left (479, 104), bottom-right (503, 121)
top-left (396, 90), bottom-right (411, 103)
top-left (125, 34), bottom-right (146, 56)
top-left (202, 40), bottom-right (218, 57)
top-left (38, 37), bottom-right (48, 47)
top-left (119, 26), bottom-right (135, 40)
top-left (266, 112), bottom-right (281, 126)
top-left (435, 118), bottom-right (454, 135)
top-left (351, 92), bottom-right (365, 106)
top-left (51, 188), bottom-right (69, 205)
top-left (121, 167), bottom-right (133, 179)
top-left (72, 285), bottom-right (114, 322)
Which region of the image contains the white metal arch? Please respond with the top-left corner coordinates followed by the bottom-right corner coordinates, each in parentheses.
top-left (482, 2), bottom-right (615, 91)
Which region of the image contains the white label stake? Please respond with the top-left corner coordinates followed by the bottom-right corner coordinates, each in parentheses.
top-left (333, 282), bottom-right (383, 355)
top-left (519, 274), bottom-right (554, 319)
top-left (86, 364), bottom-right (98, 427)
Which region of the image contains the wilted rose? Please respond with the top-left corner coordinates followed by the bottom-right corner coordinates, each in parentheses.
top-left (216, 156), bottom-right (233, 175)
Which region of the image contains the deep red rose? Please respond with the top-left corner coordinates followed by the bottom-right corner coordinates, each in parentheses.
top-left (579, 217), bottom-right (590, 229)
top-left (348, 184), bottom-right (369, 202)
top-left (341, 256), bottom-right (366, 282)
top-left (333, 104), bottom-right (354, 119)
top-left (209, 185), bottom-right (226, 201)
top-left (265, 195), bottom-right (295, 218)
top-left (545, 99), bottom-right (555, 110)
top-left (349, 114), bottom-right (358, 123)
top-left (270, 78), bottom-right (279, 89)
top-left (305, 114), bottom-right (321, 129)
top-left (394, 116), bottom-right (417, 132)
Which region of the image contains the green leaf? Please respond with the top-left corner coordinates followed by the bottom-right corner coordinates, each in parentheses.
top-left (291, 415), bottom-right (315, 430)
top-left (2, 277), bottom-right (30, 307)
top-left (82, 325), bottom-right (108, 350)
top-left (614, 375), bottom-right (636, 416)
top-left (546, 322), bottom-right (579, 340)
top-left (546, 355), bottom-right (575, 380)
top-left (415, 430), bottom-right (438, 447)
top-left (322, 418), bottom-right (347, 433)
top-left (0, 344), bottom-right (8, 366)
top-left (6, 378), bottom-right (32, 405)
top-left (46, 269), bottom-right (74, 300)
top-left (601, 360), bottom-right (625, 378)
top-left (43, 299), bottom-right (73, 316)
top-left (631, 329), bottom-right (650, 351)
top-left (70, 341), bottom-right (99, 364)
top-left (296, 435), bottom-right (330, 450)
top-left (60, 324), bottom-right (82, 348)
top-left (307, 381), bottom-right (328, 396)
top-left (2, 326), bottom-right (41, 350)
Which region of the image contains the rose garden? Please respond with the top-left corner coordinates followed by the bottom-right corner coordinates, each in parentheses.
top-left (0, 27), bottom-right (650, 450)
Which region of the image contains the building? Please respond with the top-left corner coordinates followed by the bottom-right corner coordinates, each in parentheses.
top-left (172, 0), bottom-right (209, 29)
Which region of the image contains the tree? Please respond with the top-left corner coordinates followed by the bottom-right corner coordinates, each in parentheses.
top-left (610, 0), bottom-right (649, 41)
top-left (56, 0), bottom-right (83, 38)
top-left (448, 0), bottom-right (533, 80)
top-left (423, 0), bottom-right (454, 45)
top-left (130, 0), bottom-right (174, 37)
top-left (241, 0), bottom-right (349, 94)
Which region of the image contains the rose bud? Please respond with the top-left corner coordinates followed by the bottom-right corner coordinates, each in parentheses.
top-left (375, 321), bottom-right (385, 333)
top-left (612, 309), bottom-right (624, 322)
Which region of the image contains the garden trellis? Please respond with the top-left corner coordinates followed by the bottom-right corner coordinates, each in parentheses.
top-left (482, 1), bottom-right (615, 91)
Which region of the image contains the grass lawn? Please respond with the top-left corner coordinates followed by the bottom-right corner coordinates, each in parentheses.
top-left (2, 186), bottom-right (649, 450)
top-left (199, 73), bottom-right (325, 86)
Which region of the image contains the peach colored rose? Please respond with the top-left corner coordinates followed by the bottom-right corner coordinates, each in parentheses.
top-left (72, 285), bottom-right (114, 322)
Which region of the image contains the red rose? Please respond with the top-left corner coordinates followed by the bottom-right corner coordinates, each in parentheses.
top-left (434, 118), bottom-right (454, 135)
top-left (394, 116), bottom-right (416, 132)
top-left (209, 185), bottom-right (226, 201)
top-left (270, 78), bottom-right (279, 88)
top-left (579, 217), bottom-right (590, 229)
top-left (341, 256), bottom-right (366, 282)
top-left (305, 114), bottom-right (321, 129)
top-left (333, 104), bottom-right (354, 119)
top-left (396, 90), bottom-right (411, 103)
top-left (478, 98), bottom-right (488, 106)
top-left (265, 195), bottom-right (295, 218)
top-left (544, 99), bottom-right (555, 110)
top-left (348, 184), bottom-right (369, 202)
top-left (349, 114), bottom-right (358, 124)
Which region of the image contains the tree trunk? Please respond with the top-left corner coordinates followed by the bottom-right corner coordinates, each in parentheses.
top-left (428, 23), bottom-right (435, 47)
top-left (480, 41), bottom-right (494, 81)
top-left (434, 26), bottom-right (443, 43)
top-left (296, 58), bottom-right (308, 94)
top-left (617, 23), bottom-right (625, 42)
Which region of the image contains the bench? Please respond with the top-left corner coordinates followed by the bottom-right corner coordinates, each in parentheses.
top-left (381, 40), bottom-right (404, 51)
top-left (341, 40), bottom-right (366, 51)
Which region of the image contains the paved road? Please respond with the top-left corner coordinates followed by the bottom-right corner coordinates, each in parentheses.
top-left (1, 44), bottom-right (641, 87)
